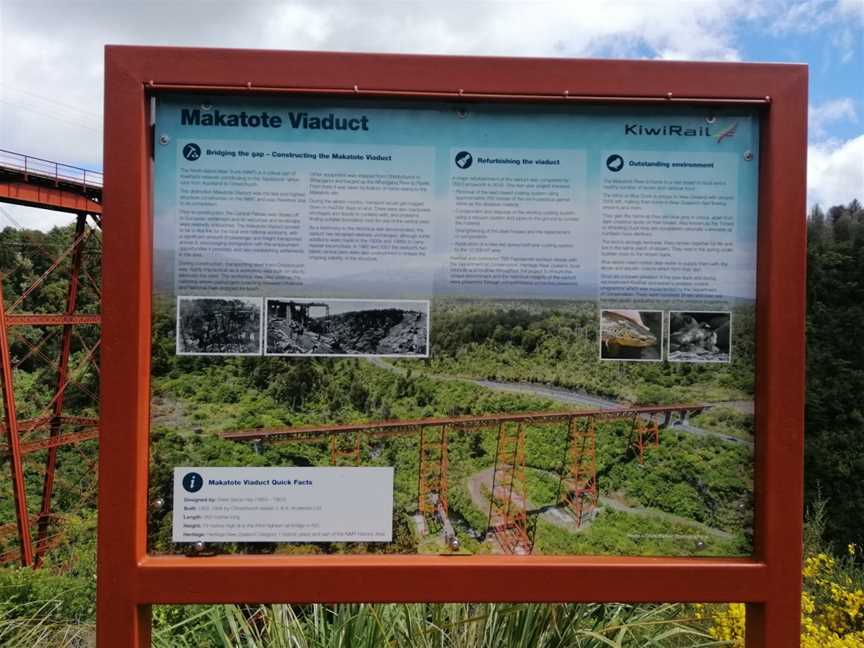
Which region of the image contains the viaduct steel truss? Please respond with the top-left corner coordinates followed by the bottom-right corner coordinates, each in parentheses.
top-left (0, 150), bottom-right (102, 566)
top-left (222, 404), bottom-right (705, 554)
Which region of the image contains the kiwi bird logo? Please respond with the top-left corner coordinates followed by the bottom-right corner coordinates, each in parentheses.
top-left (715, 122), bottom-right (738, 143)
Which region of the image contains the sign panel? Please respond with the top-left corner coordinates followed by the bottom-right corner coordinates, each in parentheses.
top-left (172, 467), bottom-right (394, 543)
top-left (150, 96), bottom-right (759, 558)
top-left (154, 100), bottom-right (757, 310)
top-left (99, 47), bottom-right (807, 648)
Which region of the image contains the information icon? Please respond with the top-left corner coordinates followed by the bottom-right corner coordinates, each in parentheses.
top-left (182, 143), bottom-right (201, 161)
top-left (454, 151), bottom-right (473, 169)
top-left (606, 154), bottom-right (624, 172)
top-left (182, 472), bottom-right (204, 493)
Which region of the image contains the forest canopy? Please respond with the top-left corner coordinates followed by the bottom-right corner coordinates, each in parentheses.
top-left (805, 199), bottom-right (864, 550)
top-left (0, 199), bottom-right (862, 557)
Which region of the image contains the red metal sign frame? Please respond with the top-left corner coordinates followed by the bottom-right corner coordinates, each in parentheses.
top-left (98, 46), bottom-right (807, 647)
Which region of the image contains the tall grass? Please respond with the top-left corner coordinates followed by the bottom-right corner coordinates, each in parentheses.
top-left (0, 599), bottom-right (94, 647)
top-left (152, 602), bottom-right (727, 648)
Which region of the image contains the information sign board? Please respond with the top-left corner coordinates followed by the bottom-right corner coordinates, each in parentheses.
top-left (98, 46), bottom-right (807, 647)
top-left (172, 467), bottom-right (393, 543)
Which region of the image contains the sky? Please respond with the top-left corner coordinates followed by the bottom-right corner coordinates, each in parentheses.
top-left (0, 0), bottom-right (861, 230)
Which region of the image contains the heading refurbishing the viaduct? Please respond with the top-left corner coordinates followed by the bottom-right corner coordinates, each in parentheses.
top-left (222, 405), bottom-right (705, 555)
top-left (0, 150), bottom-right (102, 567)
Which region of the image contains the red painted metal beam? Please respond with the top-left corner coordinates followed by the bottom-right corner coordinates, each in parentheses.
top-left (0, 533), bottom-right (64, 566)
top-left (0, 180), bottom-right (102, 214)
top-left (20, 428), bottom-right (99, 454)
top-left (0, 211), bottom-right (100, 568)
top-left (0, 161), bottom-right (102, 569)
top-left (0, 416), bottom-right (98, 436)
top-left (0, 149), bottom-right (102, 188)
top-left (59, 415), bottom-right (99, 427)
top-left (0, 549), bottom-right (21, 565)
top-left (220, 404), bottom-right (708, 442)
top-left (0, 282), bottom-right (34, 566)
top-left (0, 415), bottom-right (52, 434)
top-left (36, 214), bottom-right (87, 566)
top-left (5, 313), bottom-right (101, 327)
top-left (0, 513), bottom-right (62, 538)
top-left (8, 227), bottom-right (90, 312)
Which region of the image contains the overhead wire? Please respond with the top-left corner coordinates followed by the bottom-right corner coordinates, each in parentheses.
top-left (0, 83), bottom-right (102, 121)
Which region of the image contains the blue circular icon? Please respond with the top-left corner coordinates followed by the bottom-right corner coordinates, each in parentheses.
top-left (454, 151), bottom-right (473, 169)
top-left (182, 472), bottom-right (204, 493)
top-left (606, 154), bottom-right (624, 172)
top-left (182, 143), bottom-right (201, 161)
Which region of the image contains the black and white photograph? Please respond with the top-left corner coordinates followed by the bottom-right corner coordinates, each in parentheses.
top-left (176, 297), bottom-right (263, 356)
top-left (599, 309), bottom-right (663, 361)
top-left (265, 298), bottom-right (429, 357)
top-left (668, 311), bottom-right (732, 363)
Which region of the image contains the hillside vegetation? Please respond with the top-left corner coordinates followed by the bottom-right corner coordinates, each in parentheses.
top-left (419, 300), bottom-right (754, 404)
top-left (0, 199), bottom-right (862, 643)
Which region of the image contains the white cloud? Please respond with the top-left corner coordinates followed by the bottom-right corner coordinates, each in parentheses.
top-left (1, 0), bottom-right (861, 221)
top-left (831, 28), bottom-right (857, 63)
top-left (770, 0), bottom-right (864, 32)
top-left (771, 0), bottom-right (836, 32)
top-left (808, 135), bottom-right (864, 207)
top-left (838, 0), bottom-right (864, 18)
top-left (809, 98), bottom-right (858, 138)
top-left (0, 0), bottom-right (759, 173)
top-left (808, 97), bottom-right (862, 206)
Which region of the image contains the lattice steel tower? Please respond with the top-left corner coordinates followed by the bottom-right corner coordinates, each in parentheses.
top-left (0, 150), bottom-right (102, 566)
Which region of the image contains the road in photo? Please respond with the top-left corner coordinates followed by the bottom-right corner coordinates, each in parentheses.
top-left (265, 298), bottom-right (429, 357)
top-left (176, 296), bottom-right (262, 355)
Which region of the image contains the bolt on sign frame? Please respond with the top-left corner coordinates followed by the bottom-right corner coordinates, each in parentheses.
top-left (98, 46), bottom-right (807, 647)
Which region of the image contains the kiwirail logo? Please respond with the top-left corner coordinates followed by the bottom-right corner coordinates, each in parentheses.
top-left (714, 122), bottom-right (738, 143)
top-left (624, 124), bottom-right (712, 137)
